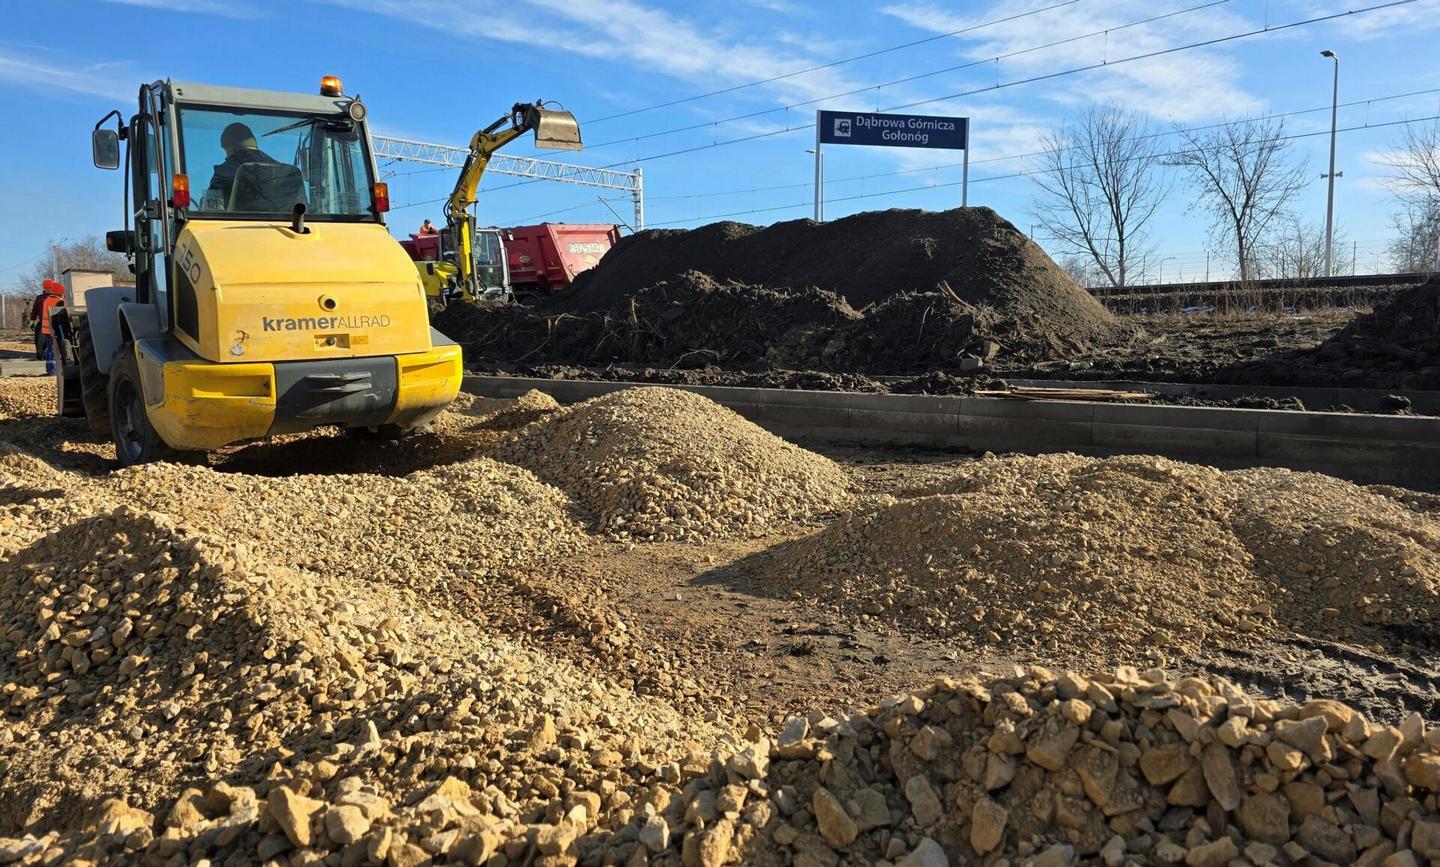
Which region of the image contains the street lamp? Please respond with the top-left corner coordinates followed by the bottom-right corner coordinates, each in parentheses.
top-left (1321, 50), bottom-right (1340, 278)
top-left (1158, 255), bottom-right (1177, 284)
top-left (806, 149), bottom-right (825, 222)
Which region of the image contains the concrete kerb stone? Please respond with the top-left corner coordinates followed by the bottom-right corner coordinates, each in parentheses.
top-left (461, 376), bottom-right (1435, 485)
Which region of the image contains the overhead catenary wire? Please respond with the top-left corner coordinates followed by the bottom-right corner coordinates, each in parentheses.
top-left (594, 0), bottom-right (1419, 170)
top-left (644, 114), bottom-right (1440, 227)
top-left (581, 0), bottom-right (1084, 125)
top-left (634, 86), bottom-right (1440, 206)
top-left (580, 0), bottom-right (1236, 152)
top-left (477, 0), bottom-right (1418, 201)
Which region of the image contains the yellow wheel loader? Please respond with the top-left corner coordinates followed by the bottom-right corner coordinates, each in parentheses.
top-left (59, 76), bottom-right (462, 466)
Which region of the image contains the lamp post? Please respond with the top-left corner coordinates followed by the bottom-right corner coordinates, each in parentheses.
top-left (1158, 255), bottom-right (1177, 284)
top-left (806, 148), bottom-right (825, 222)
top-left (1321, 50), bottom-right (1340, 278)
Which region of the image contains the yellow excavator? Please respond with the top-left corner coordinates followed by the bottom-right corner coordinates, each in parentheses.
top-left (412, 102), bottom-right (582, 305)
top-left (56, 76), bottom-right (463, 465)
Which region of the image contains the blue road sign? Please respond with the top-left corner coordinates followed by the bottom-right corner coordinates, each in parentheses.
top-left (817, 110), bottom-right (968, 150)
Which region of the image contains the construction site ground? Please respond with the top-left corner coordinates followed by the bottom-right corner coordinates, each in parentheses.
top-left (6, 369), bottom-right (1440, 866)
top-left (2, 374), bottom-right (1433, 730)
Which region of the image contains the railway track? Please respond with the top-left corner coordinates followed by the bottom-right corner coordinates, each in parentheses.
top-left (1089, 271), bottom-right (1427, 312)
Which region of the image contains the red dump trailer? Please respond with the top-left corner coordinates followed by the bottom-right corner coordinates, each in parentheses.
top-left (505, 223), bottom-right (620, 294)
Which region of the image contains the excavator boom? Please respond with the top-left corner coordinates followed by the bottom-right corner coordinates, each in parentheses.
top-left (444, 102), bottom-right (582, 303)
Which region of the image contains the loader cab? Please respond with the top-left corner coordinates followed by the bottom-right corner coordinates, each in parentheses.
top-left (92, 78), bottom-right (389, 351)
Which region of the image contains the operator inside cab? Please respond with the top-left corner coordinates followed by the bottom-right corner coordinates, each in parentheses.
top-left (203, 122), bottom-right (282, 209)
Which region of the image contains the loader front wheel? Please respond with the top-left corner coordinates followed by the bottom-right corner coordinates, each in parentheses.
top-left (109, 346), bottom-right (178, 467)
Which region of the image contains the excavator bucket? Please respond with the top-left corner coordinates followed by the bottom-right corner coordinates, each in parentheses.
top-left (532, 108), bottom-right (583, 151)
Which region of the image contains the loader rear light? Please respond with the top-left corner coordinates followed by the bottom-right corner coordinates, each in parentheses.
top-left (170, 173), bottom-right (190, 209)
top-left (373, 182), bottom-right (390, 213)
top-left (320, 75), bottom-right (343, 97)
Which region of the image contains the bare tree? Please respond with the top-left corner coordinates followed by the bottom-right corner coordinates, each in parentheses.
top-left (1383, 119), bottom-right (1440, 273)
top-left (1385, 118), bottom-right (1440, 206)
top-left (1057, 254), bottom-right (1107, 289)
top-left (1030, 104), bottom-right (1170, 288)
top-left (1388, 200), bottom-right (1440, 273)
top-left (1257, 219), bottom-right (1349, 279)
top-left (20, 237), bottom-right (129, 291)
top-left (1170, 117), bottom-right (1309, 280)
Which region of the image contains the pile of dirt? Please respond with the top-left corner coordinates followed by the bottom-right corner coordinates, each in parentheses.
top-left (570, 207), bottom-right (1111, 319)
top-left (740, 453), bottom-right (1438, 659)
top-left (436, 207), bottom-right (1119, 372)
top-left (489, 387), bottom-right (854, 541)
top-left (1223, 277), bottom-right (1440, 389)
top-left (637, 666), bottom-right (1440, 867)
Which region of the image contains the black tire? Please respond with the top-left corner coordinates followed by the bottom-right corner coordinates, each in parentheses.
top-left (73, 314), bottom-right (111, 437)
top-left (109, 345), bottom-right (180, 467)
top-left (54, 332), bottom-right (83, 418)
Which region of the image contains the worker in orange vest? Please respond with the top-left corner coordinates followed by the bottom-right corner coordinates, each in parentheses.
top-left (418, 219), bottom-right (439, 235)
top-left (31, 279), bottom-right (66, 370)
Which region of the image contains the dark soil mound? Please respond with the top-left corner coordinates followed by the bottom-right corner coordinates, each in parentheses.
top-left (567, 207), bottom-right (1105, 316)
top-left (437, 207), bottom-right (1119, 373)
top-left (1222, 277), bottom-right (1440, 389)
top-left (569, 207), bottom-right (1112, 327)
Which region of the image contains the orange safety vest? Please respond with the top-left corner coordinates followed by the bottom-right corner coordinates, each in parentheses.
top-left (37, 295), bottom-right (63, 336)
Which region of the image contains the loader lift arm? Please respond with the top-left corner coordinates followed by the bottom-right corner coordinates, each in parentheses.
top-left (445, 101), bottom-right (581, 302)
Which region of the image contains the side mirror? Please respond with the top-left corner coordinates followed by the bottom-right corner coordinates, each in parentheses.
top-left (92, 129), bottom-right (120, 170)
top-left (105, 229), bottom-right (135, 254)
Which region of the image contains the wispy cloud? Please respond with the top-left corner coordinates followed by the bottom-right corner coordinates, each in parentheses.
top-left (1288, 0), bottom-right (1440, 40)
top-left (0, 50), bottom-right (134, 101)
top-left (328, 0), bottom-right (863, 110)
top-left (100, 0), bottom-right (260, 18)
top-left (880, 0), bottom-right (1262, 122)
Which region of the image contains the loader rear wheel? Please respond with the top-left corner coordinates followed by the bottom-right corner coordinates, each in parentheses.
top-left (54, 332), bottom-right (83, 418)
top-left (73, 314), bottom-right (111, 436)
top-left (109, 346), bottom-right (179, 467)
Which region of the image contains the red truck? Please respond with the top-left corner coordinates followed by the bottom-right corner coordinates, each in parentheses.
top-left (399, 222), bottom-right (619, 302)
top-left (504, 223), bottom-right (621, 295)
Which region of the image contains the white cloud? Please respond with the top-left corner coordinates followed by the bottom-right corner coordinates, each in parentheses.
top-left (100, 0), bottom-right (260, 17)
top-left (0, 50), bottom-right (134, 101)
top-left (880, 0), bottom-right (1262, 121)
top-left (1285, 0), bottom-right (1440, 40)
top-left (328, 0), bottom-right (863, 110)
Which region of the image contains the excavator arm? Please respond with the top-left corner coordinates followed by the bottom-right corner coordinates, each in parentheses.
top-left (445, 102), bottom-right (581, 302)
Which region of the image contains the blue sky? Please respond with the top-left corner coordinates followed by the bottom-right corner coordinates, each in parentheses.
top-left (1, 0), bottom-right (1437, 290)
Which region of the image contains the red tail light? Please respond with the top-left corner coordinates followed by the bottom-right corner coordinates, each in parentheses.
top-left (171, 173), bottom-right (190, 209)
top-left (373, 182), bottom-right (390, 213)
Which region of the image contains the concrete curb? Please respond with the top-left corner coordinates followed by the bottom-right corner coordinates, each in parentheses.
top-left (463, 375), bottom-right (1440, 488)
top-left (0, 361), bottom-right (47, 377)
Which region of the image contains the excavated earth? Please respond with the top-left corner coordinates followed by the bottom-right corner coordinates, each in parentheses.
top-left (1, 376), bottom-right (1439, 867)
top-left (436, 208), bottom-right (1122, 374)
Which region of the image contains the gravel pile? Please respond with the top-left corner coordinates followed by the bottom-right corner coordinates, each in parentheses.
top-left (750, 453), bottom-right (1438, 659)
top-left (0, 377), bottom-right (51, 419)
top-left (634, 666), bottom-right (1440, 867)
top-left (102, 454), bottom-right (587, 596)
top-left (490, 387), bottom-right (854, 541)
top-left (0, 505), bottom-right (731, 864)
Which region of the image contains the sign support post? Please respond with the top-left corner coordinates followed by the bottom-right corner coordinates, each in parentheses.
top-left (962, 131), bottom-right (970, 207)
top-left (813, 113), bottom-right (822, 222)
